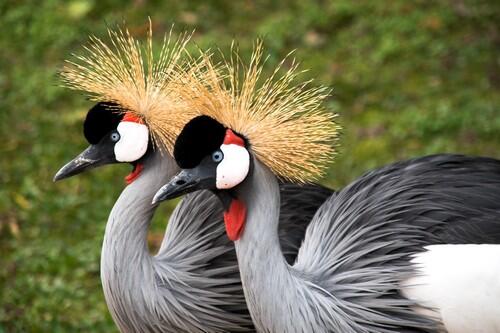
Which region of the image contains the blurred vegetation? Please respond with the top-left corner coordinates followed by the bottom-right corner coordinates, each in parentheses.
top-left (0, 0), bottom-right (499, 331)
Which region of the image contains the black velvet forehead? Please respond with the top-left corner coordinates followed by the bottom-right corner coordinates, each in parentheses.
top-left (83, 102), bottom-right (124, 144)
top-left (174, 115), bottom-right (226, 168)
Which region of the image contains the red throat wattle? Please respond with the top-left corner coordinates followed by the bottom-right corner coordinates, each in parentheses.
top-left (224, 199), bottom-right (247, 241)
top-left (125, 163), bottom-right (144, 184)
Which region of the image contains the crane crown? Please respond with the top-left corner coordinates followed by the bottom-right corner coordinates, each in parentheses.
top-left (60, 22), bottom-right (201, 153)
top-left (176, 41), bottom-right (340, 183)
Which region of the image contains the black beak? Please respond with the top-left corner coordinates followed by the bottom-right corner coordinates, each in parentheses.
top-left (53, 144), bottom-right (115, 181)
top-left (152, 166), bottom-right (216, 204)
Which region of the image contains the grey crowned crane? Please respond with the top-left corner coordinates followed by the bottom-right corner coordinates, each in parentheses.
top-left (153, 44), bottom-right (500, 333)
top-left (54, 28), bottom-right (331, 332)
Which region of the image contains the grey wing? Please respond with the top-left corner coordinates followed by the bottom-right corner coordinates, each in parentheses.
top-left (278, 182), bottom-right (333, 264)
top-left (294, 154), bottom-right (500, 332)
top-left (157, 190), bottom-right (232, 269)
top-left (154, 190), bottom-right (254, 332)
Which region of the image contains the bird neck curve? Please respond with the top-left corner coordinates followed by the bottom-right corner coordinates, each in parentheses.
top-left (103, 148), bottom-right (177, 259)
top-left (234, 158), bottom-right (285, 260)
top-left (233, 159), bottom-right (298, 331)
top-left (100, 148), bottom-right (179, 332)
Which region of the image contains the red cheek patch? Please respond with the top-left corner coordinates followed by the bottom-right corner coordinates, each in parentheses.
top-left (125, 163), bottom-right (144, 184)
top-left (224, 198), bottom-right (247, 241)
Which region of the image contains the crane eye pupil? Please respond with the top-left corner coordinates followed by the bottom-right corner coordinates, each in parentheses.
top-left (110, 132), bottom-right (120, 142)
top-left (212, 150), bottom-right (224, 163)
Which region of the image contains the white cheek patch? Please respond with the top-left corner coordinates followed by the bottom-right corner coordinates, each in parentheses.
top-left (114, 122), bottom-right (149, 162)
top-left (216, 144), bottom-right (250, 189)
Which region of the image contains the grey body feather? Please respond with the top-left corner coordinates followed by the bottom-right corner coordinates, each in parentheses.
top-left (234, 154), bottom-right (500, 333)
top-left (101, 149), bottom-right (331, 332)
top-left (278, 182), bottom-right (333, 264)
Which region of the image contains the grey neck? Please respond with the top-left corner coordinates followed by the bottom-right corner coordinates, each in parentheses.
top-left (100, 149), bottom-right (178, 332)
top-left (233, 160), bottom-right (301, 332)
top-left (234, 160), bottom-right (336, 332)
top-left (234, 159), bottom-right (286, 266)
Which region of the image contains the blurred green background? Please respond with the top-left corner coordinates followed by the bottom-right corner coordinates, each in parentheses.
top-left (1, 0), bottom-right (499, 331)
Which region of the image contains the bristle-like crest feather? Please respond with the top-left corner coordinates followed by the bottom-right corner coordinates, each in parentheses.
top-left (178, 41), bottom-right (340, 182)
top-left (60, 22), bottom-right (199, 152)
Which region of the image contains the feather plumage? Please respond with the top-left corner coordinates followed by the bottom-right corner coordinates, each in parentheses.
top-left (60, 23), bottom-right (199, 152)
top-left (174, 41), bottom-right (340, 182)
top-left (293, 154), bottom-right (500, 332)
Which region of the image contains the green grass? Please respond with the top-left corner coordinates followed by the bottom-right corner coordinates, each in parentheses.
top-left (1, 0), bottom-right (499, 331)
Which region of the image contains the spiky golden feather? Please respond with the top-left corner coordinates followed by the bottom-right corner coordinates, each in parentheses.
top-left (60, 24), bottom-right (200, 152)
top-left (175, 41), bottom-right (340, 183)
top-left (61, 27), bottom-right (339, 181)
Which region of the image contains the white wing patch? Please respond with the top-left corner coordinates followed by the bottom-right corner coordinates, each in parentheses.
top-left (216, 144), bottom-right (250, 189)
top-left (115, 122), bottom-right (149, 162)
top-left (402, 244), bottom-right (500, 333)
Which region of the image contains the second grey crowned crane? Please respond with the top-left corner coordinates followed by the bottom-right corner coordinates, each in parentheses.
top-left (54, 28), bottom-right (332, 332)
top-left (154, 45), bottom-right (500, 333)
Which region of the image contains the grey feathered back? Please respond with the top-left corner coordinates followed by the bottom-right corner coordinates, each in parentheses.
top-left (234, 159), bottom-right (436, 333)
top-left (233, 154), bottom-right (500, 333)
top-left (294, 154), bottom-right (500, 332)
top-left (278, 182), bottom-right (333, 264)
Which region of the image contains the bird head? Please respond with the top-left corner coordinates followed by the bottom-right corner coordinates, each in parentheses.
top-left (54, 23), bottom-right (200, 184)
top-left (152, 115), bottom-right (251, 198)
top-left (152, 41), bottom-right (339, 241)
top-left (54, 102), bottom-right (150, 183)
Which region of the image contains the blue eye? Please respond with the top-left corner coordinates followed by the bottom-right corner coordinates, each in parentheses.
top-left (212, 150), bottom-right (224, 163)
top-left (110, 131), bottom-right (120, 142)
